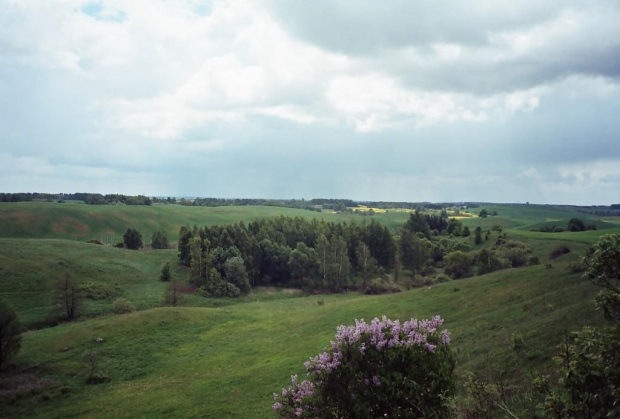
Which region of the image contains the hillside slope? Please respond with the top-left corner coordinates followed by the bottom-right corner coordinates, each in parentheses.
top-left (5, 252), bottom-right (606, 417)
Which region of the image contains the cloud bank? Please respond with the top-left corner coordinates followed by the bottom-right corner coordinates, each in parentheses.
top-left (1, 0), bottom-right (619, 204)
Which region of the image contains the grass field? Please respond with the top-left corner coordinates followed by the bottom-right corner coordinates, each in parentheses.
top-left (4, 250), bottom-right (605, 417)
top-left (0, 202), bottom-right (414, 243)
top-left (1, 203), bottom-right (617, 417)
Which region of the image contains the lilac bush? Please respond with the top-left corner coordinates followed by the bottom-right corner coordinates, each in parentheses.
top-left (273, 315), bottom-right (455, 418)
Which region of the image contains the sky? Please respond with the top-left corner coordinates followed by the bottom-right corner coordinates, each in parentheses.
top-left (1, 0), bottom-right (620, 205)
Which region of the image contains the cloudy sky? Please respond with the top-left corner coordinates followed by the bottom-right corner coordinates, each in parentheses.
top-left (1, 0), bottom-right (619, 204)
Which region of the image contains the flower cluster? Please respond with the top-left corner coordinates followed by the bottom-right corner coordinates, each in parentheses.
top-left (303, 315), bottom-right (450, 375)
top-left (273, 315), bottom-right (452, 417)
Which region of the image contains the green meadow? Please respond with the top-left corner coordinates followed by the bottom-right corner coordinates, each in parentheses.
top-left (0, 202), bottom-right (411, 242)
top-left (0, 202), bottom-right (617, 417)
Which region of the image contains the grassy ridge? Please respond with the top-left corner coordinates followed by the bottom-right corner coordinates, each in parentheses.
top-left (7, 252), bottom-right (604, 417)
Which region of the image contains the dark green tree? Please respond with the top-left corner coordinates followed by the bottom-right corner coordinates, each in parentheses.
top-left (160, 262), bottom-right (171, 281)
top-left (123, 228), bottom-right (143, 250)
top-left (0, 300), bottom-right (21, 370)
top-left (224, 256), bottom-right (251, 294)
top-left (150, 230), bottom-right (169, 249)
top-left (568, 218), bottom-right (586, 232)
top-left (478, 209), bottom-right (488, 218)
top-left (404, 211), bottom-right (431, 239)
top-left (288, 242), bottom-right (318, 285)
top-left (399, 230), bottom-right (430, 278)
top-left (474, 226), bottom-right (482, 245)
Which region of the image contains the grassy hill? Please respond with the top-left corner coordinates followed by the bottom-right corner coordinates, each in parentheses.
top-left (4, 250), bottom-right (605, 417)
top-left (0, 202), bottom-right (413, 242)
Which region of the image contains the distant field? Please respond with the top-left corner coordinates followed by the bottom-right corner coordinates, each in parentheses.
top-left (7, 253), bottom-right (605, 417)
top-left (0, 202), bottom-right (413, 242)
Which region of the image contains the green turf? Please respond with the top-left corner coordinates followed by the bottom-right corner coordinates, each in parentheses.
top-left (5, 253), bottom-right (605, 418)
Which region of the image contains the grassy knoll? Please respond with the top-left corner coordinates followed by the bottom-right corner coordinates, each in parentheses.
top-left (4, 249), bottom-right (605, 417)
top-left (0, 239), bottom-right (180, 328)
top-left (0, 202), bottom-right (411, 242)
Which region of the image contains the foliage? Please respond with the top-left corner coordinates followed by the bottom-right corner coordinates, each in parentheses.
top-left (536, 327), bottom-right (620, 418)
top-left (164, 279), bottom-right (184, 307)
top-left (113, 298), bottom-right (135, 315)
top-left (479, 209), bottom-right (488, 218)
top-left (160, 262), bottom-right (171, 281)
top-left (0, 300), bottom-right (21, 370)
top-left (79, 281), bottom-right (121, 300)
top-left (200, 268), bottom-right (241, 298)
top-left (273, 316), bottom-right (455, 418)
top-left (444, 251), bottom-right (474, 279)
top-left (54, 272), bottom-right (84, 321)
top-left (150, 230), bottom-right (169, 249)
top-left (224, 256), bottom-right (250, 294)
top-left (537, 234), bottom-right (620, 417)
top-left (584, 233), bottom-right (620, 322)
top-left (363, 278), bottom-right (401, 295)
top-left (567, 217), bottom-right (586, 232)
top-left (123, 228), bottom-right (143, 250)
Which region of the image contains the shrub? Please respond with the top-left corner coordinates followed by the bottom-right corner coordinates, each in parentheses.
top-left (550, 245), bottom-right (570, 259)
top-left (113, 298), bottom-right (135, 314)
top-left (444, 251), bottom-right (474, 279)
top-left (273, 316), bottom-right (455, 417)
top-left (150, 230), bottom-right (169, 249)
top-left (160, 262), bottom-right (171, 281)
top-left (0, 301), bottom-right (21, 370)
top-left (434, 273), bottom-right (450, 283)
top-left (86, 239), bottom-right (103, 245)
top-left (123, 228), bottom-right (143, 250)
top-left (363, 278), bottom-right (401, 295)
top-left (80, 282), bottom-right (121, 300)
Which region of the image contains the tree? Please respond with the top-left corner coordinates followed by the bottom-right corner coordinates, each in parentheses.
top-left (224, 256), bottom-right (251, 294)
top-left (462, 226), bottom-right (471, 237)
top-left (400, 230), bottom-right (429, 278)
top-left (568, 218), bottom-right (586, 232)
top-left (404, 211), bottom-right (431, 239)
top-left (444, 251), bottom-right (474, 279)
top-left (356, 242), bottom-right (378, 288)
top-left (273, 316), bottom-right (455, 417)
top-left (474, 226), bottom-right (482, 245)
top-left (478, 209), bottom-right (488, 218)
top-left (189, 236), bottom-right (208, 286)
top-left (150, 230), bottom-right (169, 249)
top-left (0, 300), bottom-right (21, 370)
top-left (537, 234), bottom-right (620, 417)
top-left (123, 228), bottom-right (143, 250)
top-left (164, 279), bottom-right (183, 307)
top-left (584, 233), bottom-right (620, 322)
top-left (160, 262), bottom-right (171, 281)
top-left (288, 242), bottom-right (318, 285)
top-left (316, 234), bottom-right (330, 289)
top-left (55, 272), bottom-right (84, 320)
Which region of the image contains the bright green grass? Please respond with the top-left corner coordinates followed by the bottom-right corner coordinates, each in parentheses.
top-left (0, 239), bottom-right (181, 328)
top-left (0, 202), bottom-right (411, 242)
top-left (6, 253), bottom-right (605, 418)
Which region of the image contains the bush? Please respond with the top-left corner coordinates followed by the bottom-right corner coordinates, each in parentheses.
top-left (113, 298), bottom-right (135, 314)
top-left (273, 316), bottom-right (455, 417)
top-left (444, 251), bottom-right (474, 279)
top-left (123, 228), bottom-right (143, 250)
top-left (160, 262), bottom-right (171, 281)
top-left (363, 279), bottom-right (401, 295)
top-left (200, 269), bottom-right (241, 298)
top-left (150, 230), bottom-right (169, 249)
top-left (550, 245), bottom-right (571, 259)
top-left (0, 301), bottom-right (21, 370)
top-left (80, 282), bottom-right (121, 300)
top-left (434, 273), bottom-right (450, 283)
top-left (86, 239), bottom-right (103, 245)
